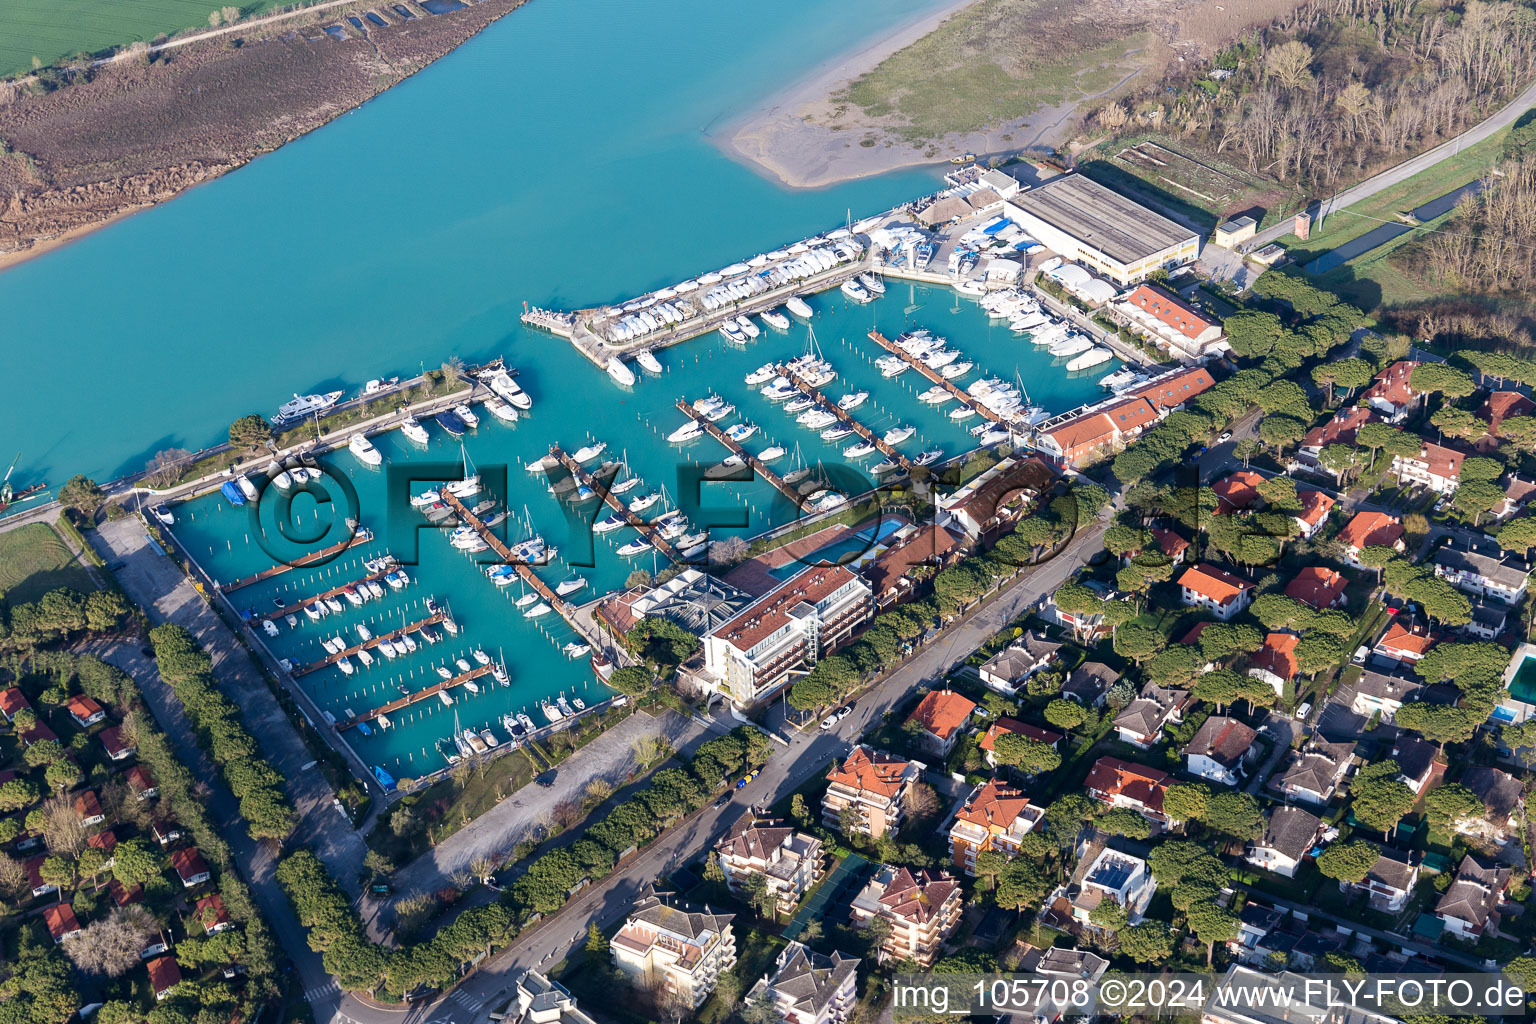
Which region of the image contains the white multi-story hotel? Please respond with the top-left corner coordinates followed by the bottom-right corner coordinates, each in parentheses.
top-left (702, 565), bottom-right (873, 707)
top-left (610, 891), bottom-right (737, 1009)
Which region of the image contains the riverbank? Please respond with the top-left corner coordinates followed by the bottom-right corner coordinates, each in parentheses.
top-left (0, 0), bottom-right (531, 264)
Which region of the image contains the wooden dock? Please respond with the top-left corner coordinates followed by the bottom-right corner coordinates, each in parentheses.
top-left (291, 611), bottom-right (446, 677)
top-left (549, 446), bottom-right (681, 562)
top-left (776, 365), bottom-right (914, 473)
top-left (255, 564), bottom-right (396, 622)
top-left (673, 401), bottom-right (806, 507)
top-left (220, 528), bottom-right (375, 594)
top-left (866, 330), bottom-right (1005, 425)
top-left (336, 662), bottom-right (495, 731)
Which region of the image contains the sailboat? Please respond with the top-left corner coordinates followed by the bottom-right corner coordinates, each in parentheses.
top-left (447, 443), bottom-right (481, 497)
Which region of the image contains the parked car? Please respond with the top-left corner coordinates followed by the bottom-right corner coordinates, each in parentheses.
top-left (1218, 431), bottom-right (1233, 443)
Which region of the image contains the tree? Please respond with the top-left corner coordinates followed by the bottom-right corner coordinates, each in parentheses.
top-left (112, 838), bottom-right (162, 888)
top-left (1186, 901), bottom-right (1239, 963)
top-left (607, 665), bottom-right (652, 697)
top-left (584, 921), bottom-right (609, 957)
top-left (1098, 807), bottom-right (1153, 839)
top-left (1146, 841), bottom-right (1225, 888)
top-left (1424, 783), bottom-right (1482, 826)
top-left (995, 858), bottom-right (1050, 912)
top-left (973, 850), bottom-right (1009, 891)
top-left (742, 872), bottom-right (774, 920)
top-left (144, 449), bottom-right (191, 489)
top-left (1500, 512), bottom-right (1536, 554)
top-left (1350, 761), bottom-right (1415, 833)
top-left (1409, 363), bottom-right (1476, 401)
top-left (1044, 794), bottom-right (1097, 848)
top-left (62, 906), bottom-right (157, 976)
top-left (1113, 624), bottom-right (1166, 665)
top-left (1265, 39), bottom-right (1315, 89)
top-left (1234, 437), bottom-right (1260, 469)
top-left (1162, 782), bottom-right (1209, 824)
top-left (1316, 841), bottom-right (1378, 883)
top-left (1089, 898), bottom-right (1128, 930)
top-left (990, 732), bottom-right (1061, 775)
top-left (1118, 922), bottom-right (1175, 964)
top-left (1204, 792), bottom-right (1265, 841)
top-left (1356, 421), bottom-right (1400, 469)
top-left (1257, 414), bottom-right (1307, 452)
top-left (1295, 632), bottom-right (1347, 676)
top-left (58, 475), bottom-right (104, 516)
top-left (227, 414), bottom-right (273, 451)
top-left (1043, 699), bottom-right (1087, 731)
top-left (1453, 479), bottom-right (1505, 525)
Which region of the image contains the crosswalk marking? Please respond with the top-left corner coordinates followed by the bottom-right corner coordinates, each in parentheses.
top-left (304, 980), bottom-right (341, 1002)
top-left (445, 990), bottom-right (482, 1012)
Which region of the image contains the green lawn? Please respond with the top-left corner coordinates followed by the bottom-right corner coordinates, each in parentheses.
top-left (0, 522), bottom-right (97, 603)
top-left (0, 0), bottom-right (286, 77)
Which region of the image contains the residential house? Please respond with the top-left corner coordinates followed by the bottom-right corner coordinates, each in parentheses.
top-left (1434, 857), bottom-right (1511, 941)
top-left (1246, 806), bottom-right (1323, 878)
top-left (1391, 440), bottom-right (1466, 495)
top-left (821, 746), bottom-right (924, 839)
top-left (714, 812), bottom-right (824, 916)
top-left (610, 891), bottom-right (737, 1009)
top-left (1062, 662), bottom-right (1116, 707)
top-left (147, 956), bottom-right (182, 1002)
top-left (1045, 578), bottom-right (1119, 641)
top-left (1457, 766), bottom-right (1524, 843)
top-left (1372, 622), bottom-right (1434, 666)
top-left (0, 687), bottom-right (30, 723)
top-left (978, 633), bottom-right (1063, 695)
top-left (1071, 847), bottom-right (1156, 925)
top-left (978, 718), bottom-right (1063, 770)
top-left (1362, 361), bottom-right (1421, 423)
top-left (151, 820), bottom-right (183, 846)
top-left (100, 725), bottom-right (135, 762)
top-left (25, 855), bottom-right (55, 898)
top-left (1464, 596), bottom-right (1512, 640)
top-left (87, 829), bottom-right (117, 869)
top-left (196, 894), bottom-right (233, 935)
top-left (171, 848), bottom-right (211, 888)
top-left (1033, 947), bottom-right (1110, 983)
top-left (1246, 633), bottom-right (1299, 693)
top-left (73, 789), bottom-right (105, 827)
top-left (948, 779), bottom-right (1045, 874)
top-left (1433, 546), bottom-right (1530, 606)
top-left (1084, 757), bottom-right (1174, 826)
top-left (1212, 470), bottom-right (1265, 513)
top-left (43, 903), bottom-right (81, 944)
top-left (1295, 405), bottom-right (1378, 474)
top-left (701, 565), bottom-right (874, 708)
top-left (862, 524), bottom-right (964, 608)
top-left (1182, 716), bottom-right (1259, 787)
top-left (1388, 735), bottom-right (1441, 794)
top-left (1351, 671), bottom-right (1424, 723)
top-left (65, 695), bottom-right (106, 728)
top-left (1228, 902), bottom-right (1286, 964)
top-left (935, 457), bottom-right (1056, 540)
top-left (1129, 367), bottom-right (1216, 414)
top-left (1151, 528), bottom-right (1191, 563)
top-left (904, 689), bottom-right (977, 757)
top-left (1479, 390), bottom-right (1535, 451)
top-left (849, 866), bottom-right (962, 967)
top-left (1338, 846), bottom-right (1420, 912)
top-left (1284, 566), bottom-right (1348, 610)
top-left (1274, 740), bottom-right (1355, 806)
top-left (1111, 683), bottom-right (1191, 748)
top-left (1113, 284), bottom-right (1228, 361)
top-left (20, 721), bottom-right (57, 747)
top-left (745, 942), bottom-right (859, 1024)
top-left (1337, 511), bottom-right (1405, 568)
top-left (1177, 564), bottom-right (1253, 620)
top-left (127, 766), bottom-right (159, 801)
top-left (506, 969), bottom-right (598, 1024)
top-left (1292, 490), bottom-right (1335, 539)
top-left (1036, 400), bottom-right (1160, 468)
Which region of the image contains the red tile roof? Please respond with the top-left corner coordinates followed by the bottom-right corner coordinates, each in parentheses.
top-left (953, 779), bottom-right (1034, 830)
top-left (1123, 286), bottom-right (1220, 341)
top-left (147, 955), bottom-right (181, 995)
top-left (1130, 367), bottom-right (1216, 411)
top-left (171, 847), bottom-right (209, 884)
top-left (1151, 529), bottom-right (1190, 558)
top-left (1403, 440), bottom-right (1466, 482)
top-left (1377, 621), bottom-right (1435, 658)
top-left (907, 690), bottom-right (977, 742)
top-left (1284, 566), bottom-right (1348, 609)
top-left (1363, 361), bottom-right (1422, 410)
top-left (1295, 490), bottom-right (1335, 529)
top-left (43, 903), bottom-right (80, 942)
top-left (65, 695), bottom-right (104, 722)
top-left (1339, 511), bottom-right (1404, 551)
top-left (100, 725), bottom-right (133, 757)
top-left (87, 829), bottom-right (117, 857)
top-left (1251, 633), bottom-right (1300, 680)
top-left (826, 746), bottom-right (914, 799)
top-left (1179, 563), bottom-right (1251, 605)
top-left (1303, 405), bottom-right (1377, 449)
top-left (1084, 756), bottom-right (1170, 813)
top-left (711, 564), bottom-right (861, 652)
top-left (1212, 470), bottom-right (1265, 512)
top-left (73, 790), bottom-right (102, 821)
top-left (865, 524), bottom-right (962, 596)
top-left (879, 867), bottom-right (959, 923)
top-left (127, 766), bottom-right (156, 793)
top-left (1482, 390), bottom-right (1534, 433)
top-left (978, 717), bottom-right (1063, 752)
top-left (0, 687), bottom-right (29, 718)
top-left (195, 894), bottom-right (230, 933)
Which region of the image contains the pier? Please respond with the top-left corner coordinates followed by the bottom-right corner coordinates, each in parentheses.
top-left (335, 662), bottom-right (495, 731)
top-left (549, 446), bottom-right (681, 562)
top-left (673, 401), bottom-right (805, 507)
top-left (775, 365), bottom-right (914, 473)
top-left (865, 330), bottom-right (1006, 425)
top-left (434, 491), bottom-right (598, 648)
top-left (291, 611), bottom-right (446, 677)
top-left (253, 564), bottom-right (397, 622)
top-left (220, 528), bottom-right (375, 593)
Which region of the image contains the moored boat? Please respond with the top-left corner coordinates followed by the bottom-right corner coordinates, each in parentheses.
top-left (607, 358), bottom-right (637, 387)
top-left (786, 295), bottom-right (813, 319)
top-left (349, 434), bottom-right (383, 466)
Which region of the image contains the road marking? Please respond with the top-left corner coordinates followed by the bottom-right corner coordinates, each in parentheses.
top-left (305, 980), bottom-right (342, 1001)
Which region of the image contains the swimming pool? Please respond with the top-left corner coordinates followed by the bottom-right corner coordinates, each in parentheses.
top-left (767, 518), bottom-right (905, 580)
top-left (1509, 655), bottom-right (1536, 704)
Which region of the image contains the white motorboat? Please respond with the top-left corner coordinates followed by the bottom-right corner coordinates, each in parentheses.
top-left (484, 369), bottom-right (533, 410)
top-left (356, 649), bottom-right (374, 667)
top-left (400, 415), bottom-right (429, 445)
top-left (784, 396), bottom-right (815, 414)
top-left (1049, 334), bottom-right (1093, 358)
top-left (762, 308), bottom-right (790, 330)
top-left (557, 697), bottom-right (574, 718)
top-left (820, 426), bottom-right (853, 441)
top-left (786, 295), bottom-right (813, 319)
top-left (437, 665), bottom-right (453, 680)
top-left (455, 657), bottom-right (472, 673)
top-left (484, 397), bottom-right (518, 423)
top-left (442, 617), bottom-right (460, 636)
top-left (349, 434), bottom-right (383, 466)
top-left (1100, 367), bottom-right (1141, 390)
top-left (516, 592), bottom-right (539, 608)
top-left (629, 491), bottom-right (663, 513)
top-left (492, 663), bottom-right (510, 685)
top-left (556, 577), bottom-right (588, 597)
top-left (744, 363), bottom-right (777, 386)
top-left (761, 381), bottom-right (798, 402)
top-left (954, 278), bottom-right (986, 296)
top-left (526, 453), bottom-right (559, 474)
top-left (940, 361), bottom-right (973, 379)
top-left (607, 358), bottom-right (636, 387)
top-left (636, 350), bottom-right (663, 374)
top-left (452, 403), bottom-right (480, 429)
top-left (612, 474), bottom-right (643, 495)
top-left (542, 702), bottom-right (564, 723)
top-left (883, 425), bottom-right (915, 445)
top-left (472, 649), bottom-right (490, 665)
top-left (735, 315), bottom-right (760, 339)
top-left (325, 597), bottom-right (344, 614)
top-left (949, 406), bottom-right (977, 421)
top-left (857, 272), bottom-right (885, 295)
top-left (915, 448), bottom-right (944, 466)
top-left (573, 441), bottom-right (608, 463)
top-left (272, 391), bottom-right (344, 425)
top-left (564, 643), bottom-right (591, 659)
top-left (524, 602), bottom-right (552, 618)
top-left (668, 420), bottom-right (704, 444)
top-left (618, 538), bottom-right (652, 557)
top-left (411, 488), bottom-right (441, 509)
top-left (924, 348), bottom-right (961, 369)
top-left (919, 386), bottom-right (952, 404)
top-left (150, 502), bottom-right (176, 525)
top-left (810, 492), bottom-right (846, 513)
top-left (840, 279), bottom-right (872, 304)
top-left (285, 613), bottom-right (299, 628)
top-left (725, 423), bottom-right (758, 443)
top-left (262, 619), bottom-right (279, 637)
top-left (365, 581), bottom-right (385, 599)
top-left (438, 690), bottom-right (455, 706)
top-left (376, 641), bottom-right (397, 659)
top-left (1068, 347), bottom-right (1114, 372)
top-left (799, 410), bottom-right (838, 430)
top-left (875, 356), bottom-right (909, 379)
top-left (837, 391), bottom-right (868, 411)
top-left (704, 401), bottom-right (735, 422)
top-left (720, 321), bottom-right (747, 346)
top-left (235, 474), bottom-right (259, 501)
top-left (594, 513), bottom-right (627, 534)
top-left (337, 657), bottom-right (354, 675)
top-left (758, 446), bottom-right (787, 463)
top-left (844, 440), bottom-right (877, 458)
top-left (356, 623), bottom-right (372, 642)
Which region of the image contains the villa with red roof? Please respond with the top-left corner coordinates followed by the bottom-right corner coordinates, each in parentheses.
top-left (1114, 285), bottom-right (1228, 361)
top-left (0, 687), bottom-right (30, 722)
top-left (1391, 439), bottom-right (1467, 494)
top-left (1374, 621), bottom-right (1436, 665)
top-left (1178, 564), bottom-right (1253, 620)
top-left (1285, 567), bottom-right (1349, 610)
top-left (1293, 490), bottom-right (1335, 539)
top-left (196, 894), bottom-right (233, 935)
top-left (1084, 757), bottom-right (1176, 825)
top-left (905, 689), bottom-right (977, 757)
top-left (43, 903), bottom-right (81, 944)
top-left (1363, 361), bottom-right (1422, 422)
top-left (1248, 633), bottom-right (1300, 691)
top-left (100, 725), bottom-right (135, 761)
top-left (1338, 511), bottom-right (1405, 566)
top-left (979, 717), bottom-right (1063, 769)
top-left (171, 847), bottom-right (211, 888)
top-left (66, 695), bottom-right (106, 728)
top-left (1479, 390), bottom-right (1534, 451)
top-left (148, 956), bottom-right (182, 1001)
top-left (1212, 470), bottom-right (1265, 513)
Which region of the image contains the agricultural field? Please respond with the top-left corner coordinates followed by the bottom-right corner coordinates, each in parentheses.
top-left (0, 0), bottom-right (283, 78)
top-left (1086, 135), bottom-right (1290, 230)
top-left (0, 521), bottom-right (97, 603)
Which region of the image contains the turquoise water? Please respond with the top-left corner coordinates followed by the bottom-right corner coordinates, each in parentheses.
top-left (0, 0), bottom-right (1124, 777)
top-left (766, 514), bottom-right (907, 581)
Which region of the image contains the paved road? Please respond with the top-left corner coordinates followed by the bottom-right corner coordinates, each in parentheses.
top-left (1249, 76), bottom-right (1536, 249)
top-left (319, 515), bottom-right (1111, 1024)
top-left (1243, 712), bottom-right (1299, 796)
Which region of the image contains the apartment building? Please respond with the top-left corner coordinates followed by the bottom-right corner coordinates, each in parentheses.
top-left (947, 779), bottom-right (1045, 875)
top-left (714, 812), bottom-right (824, 916)
top-left (745, 942), bottom-right (859, 1024)
top-left (849, 866), bottom-right (962, 967)
top-left (1113, 283), bottom-right (1227, 362)
top-left (1433, 546), bottom-right (1531, 606)
top-left (611, 892), bottom-right (737, 1009)
top-left (821, 746), bottom-right (924, 839)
